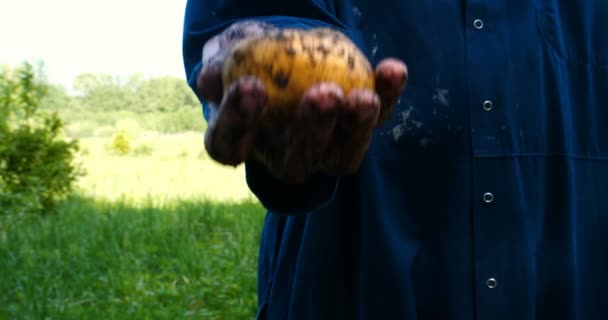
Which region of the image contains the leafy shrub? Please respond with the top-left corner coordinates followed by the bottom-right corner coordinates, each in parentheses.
top-left (0, 62), bottom-right (84, 214)
top-left (109, 129), bottom-right (131, 155)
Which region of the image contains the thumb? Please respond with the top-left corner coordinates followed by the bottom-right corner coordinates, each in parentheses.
top-left (374, 58), bottom-right (408, 125)
top-left (197, 55), bottom-right (225, 105)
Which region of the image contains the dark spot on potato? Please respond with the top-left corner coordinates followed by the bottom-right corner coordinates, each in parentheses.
top-left (273, 71), bottom-right (290, 88)
top-left (348, 55), bottom-right (355, 69)
top-left (275, 30), bottom-right (288, 41)
top-left (338, 48), bottom-right (345, 57)
top-left (332, 33), bottom-right (342, 43)
top-left (316, 45), bottom-right (330, 57)
top-left (284, 47), bottom-right (296, 56)
top-left (227, 28), bottom-right (246, 40)
top-left (301, 44), bottom-right (314, 58)
top-left (314, 28), bottom-right (332, 38)
top-left (232, 49), bottom-right (246, 65)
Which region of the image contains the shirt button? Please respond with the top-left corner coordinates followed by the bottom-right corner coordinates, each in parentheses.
top-left (473, 19), bottom-right (484, 29)
top-left (483, 100), bottom-right (493, 111)
top-left (486, 278), bottom-right (498, 288)
top-left (483, 192), bottom-right (494, 203)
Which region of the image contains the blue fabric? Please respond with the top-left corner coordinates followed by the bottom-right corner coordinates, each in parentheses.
top-left (182, 1), bottom-right (608, 319)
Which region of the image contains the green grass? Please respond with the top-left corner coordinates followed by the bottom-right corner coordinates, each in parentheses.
top-left (0, 196), bottom-right (266, 320)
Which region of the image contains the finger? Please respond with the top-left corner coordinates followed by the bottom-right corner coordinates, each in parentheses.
top-left (322, 88), bottom-right (380, 176)
top-left (277, 82), bottom-right (343, 183)
top-left (374, 58), bottom-right (408, 125)
top-left (204, 76), bottom-right (267, 166)
top-left (197, 55), bottom-right (225, 105)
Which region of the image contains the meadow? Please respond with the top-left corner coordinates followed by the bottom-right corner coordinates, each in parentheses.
top-left (1, 106), bottom-right (267, 319)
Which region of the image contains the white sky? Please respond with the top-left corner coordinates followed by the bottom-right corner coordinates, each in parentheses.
top-left (0, 0), bottom-right (190, 89)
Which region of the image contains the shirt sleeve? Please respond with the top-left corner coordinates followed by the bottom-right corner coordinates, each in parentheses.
top-left (182, 0), bottom-right (349, 215)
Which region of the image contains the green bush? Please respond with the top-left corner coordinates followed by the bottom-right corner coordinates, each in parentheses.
top-left (0, 62), bottom-right (83, 214)
top-left (109, 129), bottom-right (132, 155)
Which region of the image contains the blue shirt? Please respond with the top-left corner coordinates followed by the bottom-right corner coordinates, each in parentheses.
top-left (182, 1), bottom-right (608, 319)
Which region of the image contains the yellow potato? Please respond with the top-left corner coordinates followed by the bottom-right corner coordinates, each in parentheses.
top-left (221, 27), bottom-right (375, 111)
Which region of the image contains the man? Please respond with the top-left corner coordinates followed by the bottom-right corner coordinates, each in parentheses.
top-left (182, 1), bottom-right (608, 319)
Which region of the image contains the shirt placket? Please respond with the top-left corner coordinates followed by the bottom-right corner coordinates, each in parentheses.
top-left (465, 1), bottom-right (508, 319)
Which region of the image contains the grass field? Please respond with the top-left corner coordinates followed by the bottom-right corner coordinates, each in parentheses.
top-left (0, 197), bottom-right (265, 319)
top-left (1, 118), bottom-right (268, 319)
top-left (74, 132), bottom-right (256, 204)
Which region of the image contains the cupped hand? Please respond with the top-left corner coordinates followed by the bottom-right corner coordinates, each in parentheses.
top-left (196, 21), bottom-right (408, 184)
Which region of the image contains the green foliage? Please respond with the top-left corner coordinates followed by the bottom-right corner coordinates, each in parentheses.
top-left (72, 73), bottom-right (135, 112)
top-left (40, 83), bottom-right (73, 111)
top-left (70, 72), bottom-right (201, 114)
top-left (134, 76), bottom-right (201, 113)
top-left (0, 196), bottom-right (265, 319)
top-left (0, 62), bottom-right (83, 214)
top-left (109, 129), bottom-right (132, 155)
top-left (45, 71), bottom-right (205, 136)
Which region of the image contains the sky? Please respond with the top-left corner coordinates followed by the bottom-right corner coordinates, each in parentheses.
top-left (0, 0), bottom-right (189, 89)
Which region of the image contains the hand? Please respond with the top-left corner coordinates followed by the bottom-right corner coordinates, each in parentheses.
top-left (196, 21), bottom-right (408, 184)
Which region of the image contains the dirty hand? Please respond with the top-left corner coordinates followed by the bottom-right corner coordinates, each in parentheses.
top-left (196, 21), bottom-right (408, 184)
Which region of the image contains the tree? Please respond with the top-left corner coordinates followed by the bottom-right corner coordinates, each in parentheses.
top-left (0, 61), bottom-right (83, 214)
top-left (41, 83), bottom-right (73, 111)
top-left (135, 76), bottom-right (200, 112)
top-left (72, 73), bottom-right (134, 112)
top-left (70, 72), bottom-right (200, 113)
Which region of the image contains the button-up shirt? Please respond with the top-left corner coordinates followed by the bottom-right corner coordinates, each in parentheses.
top-left (182, 1), bottom-right (608, 319)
